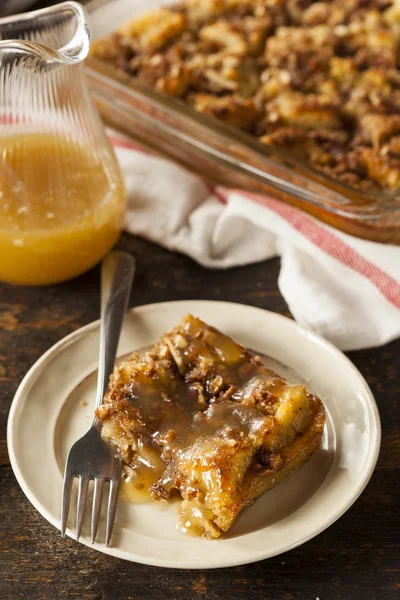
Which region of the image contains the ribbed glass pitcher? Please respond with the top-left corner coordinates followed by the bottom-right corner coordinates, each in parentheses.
top-left (0, 2), bottom-right (126, 285)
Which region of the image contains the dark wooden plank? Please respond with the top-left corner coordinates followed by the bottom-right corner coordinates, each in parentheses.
top-left (0, 233), bottom-right (399, 600)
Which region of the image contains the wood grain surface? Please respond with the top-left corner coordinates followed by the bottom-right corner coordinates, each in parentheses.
top-left (0, 233), bottom-right (399, 600)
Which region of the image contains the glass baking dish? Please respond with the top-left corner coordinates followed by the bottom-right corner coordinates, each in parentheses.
top-left (86, 0), bottom-right (400, 244)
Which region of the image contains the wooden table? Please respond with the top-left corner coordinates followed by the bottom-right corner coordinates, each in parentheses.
top-left (0, 233), bottom-right (399, 600)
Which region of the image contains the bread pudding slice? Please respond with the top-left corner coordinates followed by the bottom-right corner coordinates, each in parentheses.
top-left (96, 315), bottom-right (325, 538)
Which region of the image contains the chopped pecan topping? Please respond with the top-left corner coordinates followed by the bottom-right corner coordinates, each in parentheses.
top-left (91, 0), bottom-right (400, 192)
top-left (97, 314), bottom-right (325, 539)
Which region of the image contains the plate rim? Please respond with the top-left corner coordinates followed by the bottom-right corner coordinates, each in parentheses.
top-left (7, 300), bottom-right (381, 568)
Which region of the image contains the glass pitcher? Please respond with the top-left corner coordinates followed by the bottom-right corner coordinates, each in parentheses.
top-left (0, 1), bottom-right (126, 286)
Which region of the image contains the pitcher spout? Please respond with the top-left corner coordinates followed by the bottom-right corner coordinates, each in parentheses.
top-left (0, 1), bottom-right (91, 66)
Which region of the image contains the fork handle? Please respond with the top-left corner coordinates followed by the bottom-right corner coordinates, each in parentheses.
top-left (95, 251), bottom-right (135, 411)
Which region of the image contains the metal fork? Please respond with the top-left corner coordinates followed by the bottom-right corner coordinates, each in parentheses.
top-left (61, 250), bottom-right (135, 546)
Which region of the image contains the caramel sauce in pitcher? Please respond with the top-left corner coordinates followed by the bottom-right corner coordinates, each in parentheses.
top-left (0, 133), bottom-right (125, 285)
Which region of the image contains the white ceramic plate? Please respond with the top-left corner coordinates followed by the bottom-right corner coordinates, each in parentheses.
top-left (8, 301), bottom-right (380, 569)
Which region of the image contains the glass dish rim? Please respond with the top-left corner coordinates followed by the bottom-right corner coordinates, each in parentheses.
top-left (85, 0), bottom-right (400, 228)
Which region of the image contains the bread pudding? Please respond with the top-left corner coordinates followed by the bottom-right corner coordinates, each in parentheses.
top-left (91, 0), bottom-right (400, 193)
top-left (96, 315), bottom-right (325, 539)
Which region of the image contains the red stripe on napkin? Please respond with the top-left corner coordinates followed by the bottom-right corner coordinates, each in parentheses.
top-left (109, 134), bottom-right (400, 310)
top-left (229, 189), bottom-right (400, 310)
top-left (109, 136), bottom-right (148, 153)
top-left (111, 135), bottom-right (228, 204)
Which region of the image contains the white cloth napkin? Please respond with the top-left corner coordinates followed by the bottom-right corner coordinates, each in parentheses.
top-left (109, 131), bottom-right (400, 351)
